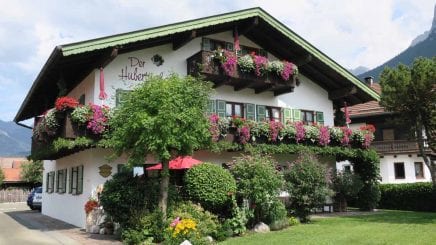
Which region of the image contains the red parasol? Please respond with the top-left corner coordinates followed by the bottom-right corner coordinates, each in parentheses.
top-left (146, 156), bottom-right (202, 170)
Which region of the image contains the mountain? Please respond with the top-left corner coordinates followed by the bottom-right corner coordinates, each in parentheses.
top-left (0, 120), bottom-right (32, 157)
top-left (359, 4), bottom-right (436, 80)
top-left (349, 66), bottom-right (369, 76)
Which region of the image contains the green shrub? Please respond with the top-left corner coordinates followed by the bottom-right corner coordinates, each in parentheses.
top-left (169, 201), bottom-right (219, 238)
top-left (100, 171), bottom-right (180, 229)
top-left (288, 216), bottom-right (300, 226)
top-left (121, 228), bottom-right (153, 245)
top-left (357, 182), bottom-right (380, 211)
top-left (230, 154), bottom-right (284, 225)
top-left (378, 183), bottom-right (436, 211)
top-left (215, 220), bottom-right (234, 241)
top-left (331, 171), bottom-right (364, 211)
top-left (261, 199), bottom-right (287, 225)
top-left (284, 152), bottom-right (332, 223)
top-left (185, 162), bottom-right (236, 213)
top-left (100, 171), bottom-right (149, 228)
top-left (269, 218), bottom-right (289, 231)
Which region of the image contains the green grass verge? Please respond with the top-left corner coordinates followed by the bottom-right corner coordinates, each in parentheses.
top-left (219, 210), bottom-right (436, 245)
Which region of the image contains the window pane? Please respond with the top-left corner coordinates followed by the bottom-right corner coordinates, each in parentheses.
top-left (306, 112), bottom-right (313, 122)
top-left (394, 162), bottom-right (405, 179)
top-left (265, 109), bottom-right (270, 119)
top-left (272, 108), bottom-right (280, 121)
top-left (226, 104), bottom-right (232, 117)
top-left (234, 104), bottom-right (241, 117)
top-left (415, 162), bottom-right (424, 178)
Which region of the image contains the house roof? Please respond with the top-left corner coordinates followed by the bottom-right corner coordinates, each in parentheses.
top-left (15, 7), bottom-right (379, 122)
top-left (348, 83), bottom-right (390, 118)
top-left (2, 168), bottom-right (22, 183)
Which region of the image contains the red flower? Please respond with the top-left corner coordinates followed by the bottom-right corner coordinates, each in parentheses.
top-left (84, 200), bottom-right (99, 214)
top-left (360, 124), bottom-right (376, 133)
top-left (55, 96), bottom-right (79, 111)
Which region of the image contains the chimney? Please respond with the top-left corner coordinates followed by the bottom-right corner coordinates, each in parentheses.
top-left (364, 76), bottom-right (374, 86)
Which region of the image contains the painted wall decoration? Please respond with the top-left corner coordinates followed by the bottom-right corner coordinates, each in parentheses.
top-left (98, 164), bottom-right (112, 178)
top-left (151, 54), bottom-right (164, 66)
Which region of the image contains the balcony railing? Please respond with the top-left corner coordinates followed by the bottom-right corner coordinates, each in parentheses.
top-left (371, 140), bottom-right (427, 154)
top-left (187, 50), bottom-right (298, 96)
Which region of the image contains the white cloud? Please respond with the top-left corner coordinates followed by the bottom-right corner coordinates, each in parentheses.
top-left (0, 0), bottom-right (434, 121)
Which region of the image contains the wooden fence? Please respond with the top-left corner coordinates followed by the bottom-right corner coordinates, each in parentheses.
top-left (0, 188), bottom-right (30, 203)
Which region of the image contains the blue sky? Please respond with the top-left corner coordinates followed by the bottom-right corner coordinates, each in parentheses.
top-left (0, 0), bottom-right (434, 122)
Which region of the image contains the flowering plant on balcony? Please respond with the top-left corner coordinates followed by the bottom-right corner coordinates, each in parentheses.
top-left (279, 122), bottom-right (296, 142)
top-left (359, 124), bottom-right (376, 133)
top-left (70, 105), bottom-right (93, 125)
top-left (250, 121), bottom-right (269, 140)
top-left (231, 115), bottom-right (246, 128)
top-left (33, 109), bottom-right (60, 141)
top-left (269, 121), bottom-right (283, 142)
top-left (87, 104), bottom-right (111, 135)
top-left (213, 49), bottom-right (298, 81)
top-left (55, 96), bottom-right (79, 111)
top-left (209, 114), bottom-right (229, 142)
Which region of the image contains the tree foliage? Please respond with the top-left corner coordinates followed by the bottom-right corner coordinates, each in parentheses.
top-left (379, 57), bottom-right (436, 186)
top-left (284, 151), bottom-right (332, 222)
top-left (0, 168), bottom-right (4, 186)
top-left (20, 160), bottom-right (43, 185)
top-left (106, 74), bottom-right (213, 216)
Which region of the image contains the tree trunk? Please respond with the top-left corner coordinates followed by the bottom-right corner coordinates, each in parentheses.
top-left (158, 159), bottom-right (170, 218)
top-left (415, 119), bottom-right (436, 188)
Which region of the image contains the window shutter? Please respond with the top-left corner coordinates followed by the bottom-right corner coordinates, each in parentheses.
top-left (78, 94), bottom-right (85, 105)
top-left (292, 109), bottom-right (302, 122)
top-left (316, 111), bottom-right (324, 125)
top-left (225, 42), bottom-right (234, 51)
top-left (216, 100), bottom-right (226, 118)
top-left (207, 100), bottom-right (216, 116)
top-left (282, 108), bottom-right (292, 124)
top-left (68, 167), bottom-right (73, 193)
top-left (77, 165), bottom-right (83, 195)
top-left (245, 103), bottom-right (255, 120)
top-left (256, 105), bottom-right (267, 122)
top-left (63, 169), bottom-right (67, 193)
top-left (46, 173), bottom-right (49, 192)
top-left (202, 38), bottom-right (211, 51)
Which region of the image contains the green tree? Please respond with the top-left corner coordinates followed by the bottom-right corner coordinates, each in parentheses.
top-left (0, 168), bottom-right (4, 186)
top-left (284, 152), bottom-right (332, 222)
top-left (380, 57), bottom-right (436, 187)
top-left (20, 160), bottom-right (43, 186)
top-left (107, 74), bottom-right (212, 217)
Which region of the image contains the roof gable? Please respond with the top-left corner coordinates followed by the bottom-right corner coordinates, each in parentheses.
top-left (15, 7), bottom-right (379, 122)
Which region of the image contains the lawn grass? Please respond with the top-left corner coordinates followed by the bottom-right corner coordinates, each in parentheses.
top-left (219, 210), bottom-right (436, 245)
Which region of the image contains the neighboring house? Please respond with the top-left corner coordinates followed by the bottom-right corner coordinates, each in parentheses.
top-left (0, 157), bottom-right (30, 203)
top-left (14, 8), bottom-right (378, 228)
top-left (342, 77), bottom-right (432, 183)
top-left (0, 157), bottom-right (28, 188)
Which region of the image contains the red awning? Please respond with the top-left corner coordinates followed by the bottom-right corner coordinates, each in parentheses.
top-left (146, 156), bottom-right (202, 170)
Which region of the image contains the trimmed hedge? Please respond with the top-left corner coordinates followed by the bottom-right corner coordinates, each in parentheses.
top-left (378, 183), bottom-right (436, 212)
top-left (185, 163), bottom-right (236, 213)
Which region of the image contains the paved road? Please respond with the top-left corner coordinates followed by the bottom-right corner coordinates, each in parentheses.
top-left (0, 202), bottom-right (120, 245)
top-left (0, 202), bottom-right (78, 244)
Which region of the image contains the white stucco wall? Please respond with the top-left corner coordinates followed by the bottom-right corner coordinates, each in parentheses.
top-left (72, 31), bottom-right (334, 125)
top-left (336, 154), bottom-right (431, 184)
top-left (379, 154), bottom-right (431, 183)
top-left (42, 148), bottom-right (127, 228)
top-left (66, 72), bottom-right (95, 103)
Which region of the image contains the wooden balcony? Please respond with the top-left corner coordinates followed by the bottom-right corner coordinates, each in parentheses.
top-left (371, 140), bottom-right (427, 155)
top-left (187, 50), bottom-right (298, 96)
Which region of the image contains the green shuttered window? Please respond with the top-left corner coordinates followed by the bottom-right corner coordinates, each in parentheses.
top-left (245, 103), bottom-right (255, 120)
top-left (69, 165), bottom-right (83, 195)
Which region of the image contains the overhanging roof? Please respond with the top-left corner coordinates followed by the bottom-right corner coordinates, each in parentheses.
top-left (15, 7), bottom-right (379, 122)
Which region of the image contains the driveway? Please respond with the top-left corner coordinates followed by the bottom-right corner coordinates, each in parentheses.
top-left (0, 202), bottom-right (121, 245)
